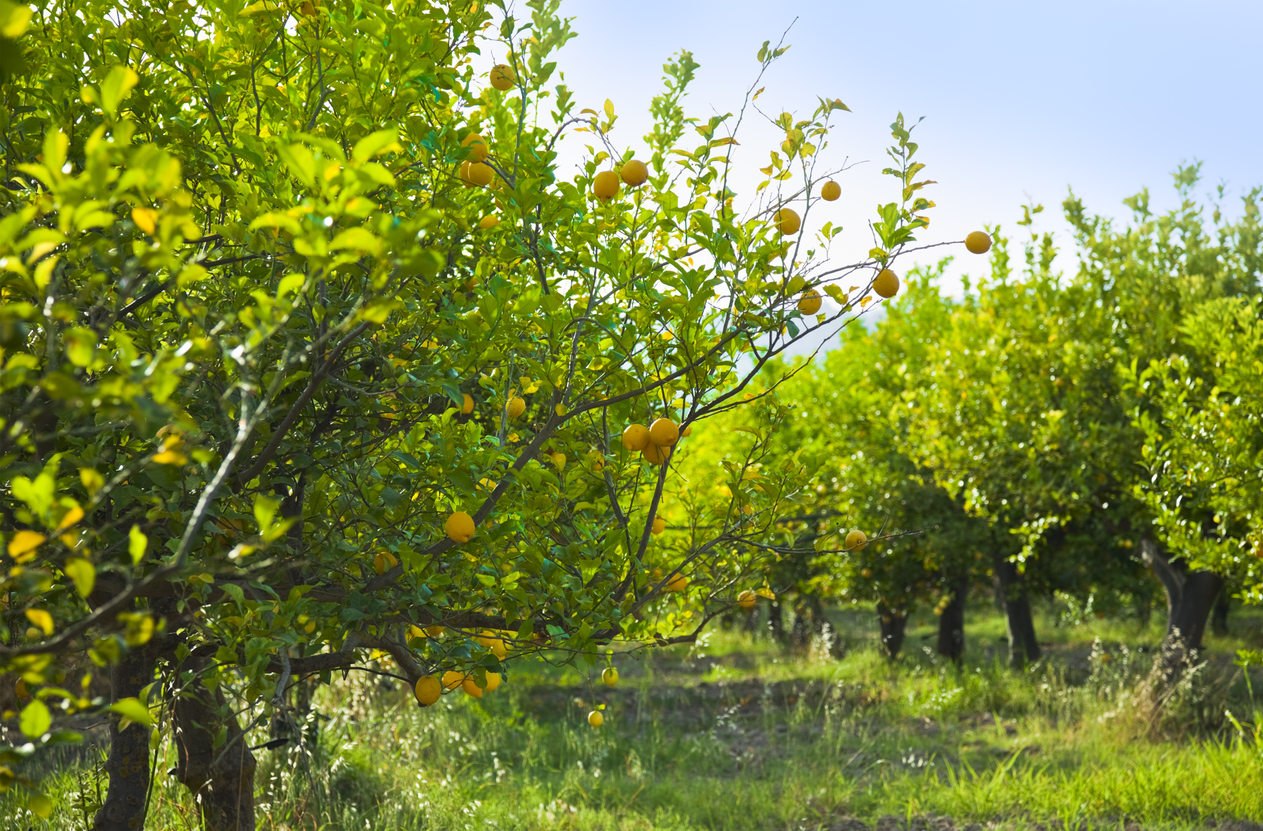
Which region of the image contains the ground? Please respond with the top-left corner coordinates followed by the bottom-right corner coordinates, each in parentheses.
top-left (10, 601), bottom-right (1263, 830)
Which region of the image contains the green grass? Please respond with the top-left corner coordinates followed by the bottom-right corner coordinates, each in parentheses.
top-left (9, 602), bottom-right (1263, 830)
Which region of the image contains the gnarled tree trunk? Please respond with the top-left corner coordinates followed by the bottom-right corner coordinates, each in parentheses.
top-left (993, 552), bottom-right (1040, 668)
top-left (172, 657), bottom-right (257, 831)
top-left (1212, 591), bottom-right (1230, 638)
top-left (1139, 537), bottom-right (1223, 682)
top-left (91, 638), bottom-right (163, 831)
top-left (936, 572), bottom-right (969, 665)
top-left (877, 603), bottom-right (908, 660)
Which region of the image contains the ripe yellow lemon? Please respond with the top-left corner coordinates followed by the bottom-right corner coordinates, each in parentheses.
top-left (477, 631), bottom-right (508, 660)
top-left (602, 667), bottom-right (619, 686)
top-left (490, 64), bottom-right (516, 91)
top-left (845, 529), bottom-right (868, 551)
top-left (737, 590), bottom-right (757, 610)
top-left (622, 423), bottom-right (650, 451)
top-left (445, 511), bottom-right (475, 544)
top-left (681, 424), bottom-right (692, 437)
top-left (461, 133), bottom-right (489, 162)
top-left (665, 572), bottom-right (690, 592)
top-left (620, 159), bottom-right (649, 186)
top-left (462, 676), bottom-right (484, 697)
top-left (442, 670), bottom-right (465, 691)
top-left (466, 162), bottom-right (494, 188)
top-left (593, 170), bottom-right (620, 201)
top-left (588, 710), bottom-right (604, 727)
top-left (507, 396), bottom-right (526, 418)
top-left (648, 417), bottom-right (679, 447)
top-left (425, 625), bottom-right (446, 637)
top-left (820, 180), bottom-right (841, 201)
top-left (479, 215), bottom-right (500, 230)
top-left (965, 231), bottom-right (992, 254)
top-left (798, 289), bottom-right (822, 315)
top-left (414, 675), bottom-right (442, 707)
top-left (458, 162), bottom-right (476, 187)
top-left (462, 393), bottom-right (475, 414)
top-left (483, 671), bottom-right (502, 692)
top-left (651, 516), bottom-right (666, 535)
top-left (872, 269), bottom-right (899, 299)
top-left (774, 207), bottom-right (801, 236)
top-left (642, 443), bottom-right (672, 465)
top-left (372, 550), bottom-right (397, 574)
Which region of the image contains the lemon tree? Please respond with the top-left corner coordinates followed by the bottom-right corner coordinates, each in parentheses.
top-left (0, 0), bottom-right (950, 825)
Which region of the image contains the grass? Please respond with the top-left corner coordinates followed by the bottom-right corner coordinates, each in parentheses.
top-left (7, 602), bottom-right (1263, 830)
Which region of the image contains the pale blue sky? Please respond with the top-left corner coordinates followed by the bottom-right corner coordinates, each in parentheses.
top-left (537, 0), bottom-right (1263, 306)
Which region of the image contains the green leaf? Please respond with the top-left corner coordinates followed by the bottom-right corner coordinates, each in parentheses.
top-left (100, 65), bottom-right (139, 118)
top-left (19, 699), bottom-right (51, 738)
top-left (64, 327), bottom-right (98, 367)
top-left (65, 558), bottom-right (95, 598)
top-left (352, 128), bottom-right (402, 162)
top-left (357, 299), bottom-right (402, 324)
top-left (128, 525), bottom-right (148, 565)
top-left (277, 143), bottom-right (316, 186)
top-left (107, 697), bottom-right (154, 729)
top-left (253, 494), bottom-right (282, 532)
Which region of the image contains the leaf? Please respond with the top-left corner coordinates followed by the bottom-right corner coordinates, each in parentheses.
top-left (25, 608), bottom-right (53, 635)
top-left (709, 137), bottom-right (739, 147)
top-left (277, 143), bottom-right (316, 186)
top-left (0, 0), bottom-right (33, 38)
top-left (357, 299), bottom-right (402, 324)
top-left (253, 494), bottom-right (282, 531)
top-left (131, 207), bottom-right (157, 235)
top-left (128, 525), bottom-right (148, 565)
top-left (107, 697), bottom-right (154, 729)
top-left (53, 505), bottom-right (83, 534)
top-left (100, 65), bottom-right (139, 118)
top-left (28, 794), bottom-right (52, 819)
top-left (79, 467), bottom-right (105, 495)
top-left (19, 699), bottom-right (51, 738)
top-left (65, 558), bottom-right (95, 598)
top-left (603, 98), bottom-right (615, 120)
top-left (64, 327), bottom-right (97, 367)
top-left (352, 128), bottom-right (402, 162)
top-left (7, 530), bottom-right (45, 561)
top-left (248, 212), bottom-right (303, 235)
top-left (277, 273), bottom-right (306, 299)
top-left (330, 227), bottom-right (382, 256)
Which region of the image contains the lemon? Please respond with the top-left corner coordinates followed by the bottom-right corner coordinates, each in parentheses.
top-left (651, 516), bottom-right (666, 535)
top-left (490, 64), bottom-right (516, 91)
top-left (479, 215), bottom-right (500, 230)
top-left (593, 170), bottom-right (620, 201)
top-left (737, 590), bottom-right (757, 610)
top-left (425, 625), bottom-right (446, 637)
top-left (506, 396), bottom-right (526, 418)
top-left (641, 443), bottom-right (671, 465)
top-left (462, 676), bottom-right (484, 697)
top-left (445, 511), bottom-right (475, 544)
top-left (797, 289), bottom-right (822, 315)
top-left (602, 666), bottom-right (619, 686)
top-left (845, 529), bottom-right (867, 551)
top-left (965, 231), bottom-right (992, 254)
top-left (680, 424), bottom-right (692, 437)
top-left (414, 675), bottom-right (442, 707)
top-left (588, 710), bottom-right (604, 728)
top-left (774, 208), bottom-right (801, 236)
top-left (664, 572), bottom-right (689, 592)
top-left (476, 631), bottom-right (508, 660)
top-left (466, 162), bottom-right (494, 188)
top-left (620, 159), bottom-right (649, 186)
top-left (484, 671), bottom-right (502, 692)
top-left (462, 393), bottom-right (475, 414)
top-left (622, 423), bottom-right (650, 451)
top-left (372, 550), bottom-right (397, 574)
top-left (648, 417), bottom-right (679, 447)
top-left (461, 133), bottom-right (489, 162)
top-left (441, 670), bottom-right (465, 691)
top-left (820, 180), bottom-right (841, 201)
top-left (872, 269), bottom-right (899, 298)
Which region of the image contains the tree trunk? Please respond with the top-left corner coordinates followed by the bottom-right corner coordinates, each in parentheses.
top-left (91, 641), bottom-right (160, 831)
top-left (993, 552), bottom-right (1040, 668)
top-left (172, 658), bottom-right (257, 831)
top-left (936, 573), bottom-right (968, 665)
top-left (1139, 537), bottom-right (1224, 683)
top-left (877, 603), bottom-right (908, 660)
top-left (1212, 591), bottom-right (1230, 638)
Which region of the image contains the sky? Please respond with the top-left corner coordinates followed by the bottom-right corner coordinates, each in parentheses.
top-left (523, 0), bottom-right (1263, 319)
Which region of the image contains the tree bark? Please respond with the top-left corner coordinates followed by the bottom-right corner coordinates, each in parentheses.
top-left (1138, 536), bottom-right (1224, 683)
top-left (936, 573), bottom-right (969, 665)
top-left (91, 641), bottom-right (160, 831)
top-left (877, 603), bottom-right (908, 660)
top-left (993, 552), bottom-right (1040, 668)
top-left (1212, 591), bottom-right (1230, 638)
top-left (172, 658), bottom-right (257, 831)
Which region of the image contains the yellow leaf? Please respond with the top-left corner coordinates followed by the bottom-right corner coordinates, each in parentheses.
top-left (152, 449), bottom-right (188, 465)
top-left (25, 609), bottom-right (54, 636)
top-left (54, 505), bottom-right (84, 534)
top-left (131, 207), bottom-right (157, 235)
top-left (8, 530), bottom-right (45, 561)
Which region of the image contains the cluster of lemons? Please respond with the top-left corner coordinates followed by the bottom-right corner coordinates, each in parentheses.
top-left (411, 629), bottom-right (512, 706)
top-left (620, 416), bottom-right (688, 466)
